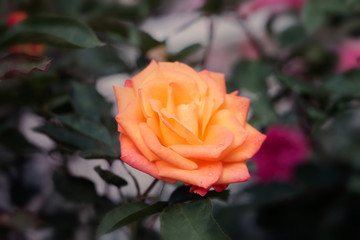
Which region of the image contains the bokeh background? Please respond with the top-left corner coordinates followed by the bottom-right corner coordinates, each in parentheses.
top-left (1, 0), bottom-right (360, 239)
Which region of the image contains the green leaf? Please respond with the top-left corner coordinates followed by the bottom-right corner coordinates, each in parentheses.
top-left (79, 149), bottom-right (118, 160)
top-left (160, 198), bottom-right (230, 240)
top-left (57, 114), bottom-right (113, 147)
top-left (70, 82), bottom-right (110, 121)
top-left (53, 171), bottom-right (98, 203)
top-left (276, 73), bottom-right (322, 96)
top-left (278, 24), bottom-right (307, 48)
top-left (34, 122), bottom-right (99, 150)
top-left (169, 43), bottom-right (203, 61)
top-left (94, 166), bottom-right (127, 188)
top-left (0, 53), bottom-right (52, 80)
top-left (301, 0), bottom-right (348, 33)
top-left (229, 60), bottom-right (276, 127)
top-left (1, 16), bottom-right (105, 49)
top-left (323, 72), bottom-right (360, 99)
top-left (90, 19), bottom-right (163, 52)
top-left (96, 201), bottom-right (168, 239)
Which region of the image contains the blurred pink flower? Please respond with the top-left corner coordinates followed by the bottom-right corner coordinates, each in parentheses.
top-left (239, 0), bottom-right (306, 18)
top-left (239, 38), bottom-right (261, 61)
top-left (336, 39), bottom-right (360, 72)
top-left (253, 125), bottom-right (310, 182)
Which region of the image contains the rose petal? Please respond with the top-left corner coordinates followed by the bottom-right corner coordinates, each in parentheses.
top-left (170, 125), bottom-right (233, 160)
top-left (222, 93), bottom-right (250, 126)
top-left (156, 161), bottom-right (222, 189)
top-left (215, 162), bottom-right (250, 184)
top-left (132, 60), bottom-right (159, 92)
top-left (120, 134), bottom-right (160, 179)
top-left (199, 70), bottom-right (226, 110)
top-left (212, 184), bottom-right (228, 192)
top-left (159, 62), bottom-right (208, 97)
top-left (113, 85), bottom-right (135, 114)
top-left (208, 109), bottom-right (248, 155)
top-left (175, 102), bottom-right (198, 136)
top-left (150, 100), bottom-right (203, 145)
top-left (139, 123), bottom-right (198, 170)
top-left (224, 123), bottom-right (266, 162)
top-left (116, 99), bottom-right (157, 161)
top-left (189, 186), bottom-right (210, 196)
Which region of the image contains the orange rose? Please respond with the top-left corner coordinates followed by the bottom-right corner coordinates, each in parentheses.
top-left (114, 61), bottom-right (266, 196)
top-left (7, 11), bottom-right (45, 56)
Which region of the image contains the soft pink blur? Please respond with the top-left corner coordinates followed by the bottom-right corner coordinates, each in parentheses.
top-left (239, 0), bottom-right (306, 18)
top-left (336, 39), bottom-right (360, 73)
top-left (253, 125), bottom-right (310, 182)
top-left (239, 38), bottom-right (261, 61)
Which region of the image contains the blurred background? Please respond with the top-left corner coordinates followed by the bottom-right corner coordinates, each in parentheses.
top-left (0, 0), bottom-right (360, 239)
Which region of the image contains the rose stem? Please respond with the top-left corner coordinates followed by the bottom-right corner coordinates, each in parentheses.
top-left (139, 179), bottom-right (159, 201)
top-left (121, 161), bottom-right (141, 197)
top-left (234, 12), bottom-right (265, 56)
top-left (201, 15), bottom-right (215, 68)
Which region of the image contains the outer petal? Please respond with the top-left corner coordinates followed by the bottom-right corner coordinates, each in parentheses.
top-left (208, 109), bottom-right (248, 155)
top-left (113, 85), bottom-right (135, 114)
top-left (159, 61), bottom-right (208, 97)
top-left (169, 125), bottom-right (233, 161)
top-left (222, 93), bottom-right (250, 126)
top-left (215, 162), bottom-right (250, 185)
top-left (139, 123), bottom-right (198, 170)
top-left (132, 60), bottom-right (159, 92)
top-left (198, 70), bottom-right (226, 110)
top-left (224, 124), bottom-right (266, 162)
top-left (116, 99), bottom-right (157, 161)
top-left (156, 161), bottom-right (223, 189)
top-left (189, 186), bottom-right (210, 197)
top-left (120, 134), bottom-right (159, 179)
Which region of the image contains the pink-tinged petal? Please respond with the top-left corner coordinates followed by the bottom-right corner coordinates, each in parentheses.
top-left (222, 94), bottom-right (250, 126)
top-left (116, 99), bottom-right (157, 161)
top-left (170, 125), bottom-right (233, 161)
top-left (208, 109), bottom-right (248, 155)
top-left (139, 123), bottom-right (198, 170)
top-left (215, 162), bottom-right (250, 185)
top-left (212, 184), bottom-right (228, 192)
top-left (189, 186), bottom-right (210, 196)
top-left (224, 124), bottom-right (266, 162)
top-left (113, 85), bottom-right (135, 114)
top-left (120, 134), bottom-right (159, 179)
top-left (124, 79), bottom-right (133, 88)
top-left (156, 161), bottom-right (222, 189)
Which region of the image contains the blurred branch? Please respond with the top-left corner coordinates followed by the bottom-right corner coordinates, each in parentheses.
top-left (201, 16), bottom-right (215, 68)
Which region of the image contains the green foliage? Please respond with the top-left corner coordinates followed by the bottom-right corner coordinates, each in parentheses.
top-left (160, 198), bottom-right (230, 240)
top-left (229, 60), bottom-right (276, 127)
top-left (94, 166), bottom-right (127, 188)
top-left (96, 201), bottom-right (168, 239)
top-left (1, 16), bottom-right (105, 49)
top-left (53, 171), bottom-right (99, 203)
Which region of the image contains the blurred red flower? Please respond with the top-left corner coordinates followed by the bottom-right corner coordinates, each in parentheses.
top-left (6, 11), bottom-right (45, 56)
top-left (336, 39), bottom-right (360, 73)
top-left (253, 125), bottom-right (310, 182)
